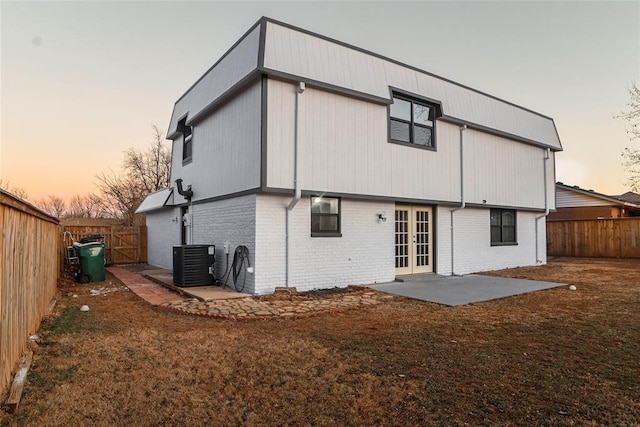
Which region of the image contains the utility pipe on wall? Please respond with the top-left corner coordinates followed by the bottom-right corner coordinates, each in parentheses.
top-left (286, 82), bottom-right (306, 288)
top-left (450, 125), bottom-right (467, 276)
top-left (175, 179), bottom-right (194, 244)
top-left (535, 148), bottom-right (551, 264)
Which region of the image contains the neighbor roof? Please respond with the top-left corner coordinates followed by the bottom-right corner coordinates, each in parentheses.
top-left (556, 182), bottom-right (640, 208)
top-left (616, 191), bottom-right (640, 204)
top-left (167, 17), bottom-right (562, 151)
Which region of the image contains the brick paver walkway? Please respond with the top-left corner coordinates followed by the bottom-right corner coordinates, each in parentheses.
top-left (108, 267), bottom-right (393, 320)
top-left (108, 267), bottom-right (186, 306)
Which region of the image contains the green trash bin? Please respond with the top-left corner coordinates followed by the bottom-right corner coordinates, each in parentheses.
top-left (74, 242), bottom-right (106, 283)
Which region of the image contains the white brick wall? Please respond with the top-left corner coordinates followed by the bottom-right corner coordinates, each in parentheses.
top-left (255, 194), bottom-right (395, 294)
top-left (190, 195), bottom-right (257, 293)
top-left (146, 208), bottom-right (181, 270)
top-left (436, 207), bottom-right (546, 275)
top-left (147, 196), bottom-right (548, 294)
top-left (254, 194), bottom-right (287, 294)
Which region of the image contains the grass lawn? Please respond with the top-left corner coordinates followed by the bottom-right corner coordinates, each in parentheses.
top-left (1, 257), bottom-right (639, 426)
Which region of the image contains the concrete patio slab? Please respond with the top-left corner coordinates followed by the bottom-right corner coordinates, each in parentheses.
top-left (369, 274), bottom-right (565, 306)
top-left (140, 269), bottom-right (246, 302)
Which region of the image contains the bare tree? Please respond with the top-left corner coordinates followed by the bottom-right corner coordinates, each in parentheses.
top-left (95, 170), bottom-right (145, 225)
top-left (0, 179), bottom-right (28, 200)
top-left (124, 125), bottom-right (171, 193)
top-left (37, 195), bottom-right (67, 218)
top-left (617, 83), bottom-right (640, 141)
top-left (617, 83), bottom-right (640, 191)
top-left (67, 194), bottom-right (104, 218)
top-left (621, 148), bottom-right (640, 193)
top-left (96, 125), bottom-right (171, 225)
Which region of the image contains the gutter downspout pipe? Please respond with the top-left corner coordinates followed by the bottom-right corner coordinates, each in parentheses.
top-left (286, 82), bottom-right (306, 288)
top-left (450, 125), bottom-right (467, 276)
top-left (535, 148), bottom-right (551, 264)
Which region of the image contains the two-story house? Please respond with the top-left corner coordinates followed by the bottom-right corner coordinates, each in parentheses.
top-left (137, 17), bottom-right (562, 294)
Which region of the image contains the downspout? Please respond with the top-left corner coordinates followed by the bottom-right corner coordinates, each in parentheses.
top-left (286, 82), bottom-right (305, 288)
top-left (535, 148), bottom-right (551, 263)
top-left (450, 125), bottom-right (467, 276)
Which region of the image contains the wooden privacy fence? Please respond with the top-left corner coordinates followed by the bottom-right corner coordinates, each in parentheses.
top-left (1, 190), bottom-right (59, 397)
top-left (547, 218), bottom-right (640, 258)
top-left (61, 225), bottom-right (147, 265)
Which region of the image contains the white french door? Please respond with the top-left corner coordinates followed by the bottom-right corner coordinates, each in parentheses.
top-left (395, 206), bottom-right (433, 275)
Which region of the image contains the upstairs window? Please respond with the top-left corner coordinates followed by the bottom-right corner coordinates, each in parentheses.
top-left (311, 196), bottom-right (341, 237)
top-left (490, 209), bottom-right (517, 245)
top-left (389, 94), bottom-right (439, 149)
top-left (178, 117), bottom-right (193, 164)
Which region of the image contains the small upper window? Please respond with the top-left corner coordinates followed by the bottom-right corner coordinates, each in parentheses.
top-left (490, 209), bottom-right (517, 245)
top-left (389, 94), bottom-right (439, 149)
top-left (178, 117), bottom-right (193, 164)
top-left (311, 196), bottom-right (341, 237)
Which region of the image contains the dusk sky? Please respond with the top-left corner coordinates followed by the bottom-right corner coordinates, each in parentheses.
top-left (1, 1), bottom-right (638, 203)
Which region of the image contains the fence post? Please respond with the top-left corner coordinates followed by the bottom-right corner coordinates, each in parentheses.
top-left (110, 227), bottom-right (114, 265)
top-left (137, 226), bottom-right (141, 263)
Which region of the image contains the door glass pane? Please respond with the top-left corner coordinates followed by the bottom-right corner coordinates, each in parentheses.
top-left (395, 209), bottom-right (409, 268)
top-left (415, 210), bottom-right (429, 267)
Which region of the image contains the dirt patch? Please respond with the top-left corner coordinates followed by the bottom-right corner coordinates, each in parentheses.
top-left (257, 285), bottom-right (366, 302)
top-left (1, 259), bottom-right (639, 426)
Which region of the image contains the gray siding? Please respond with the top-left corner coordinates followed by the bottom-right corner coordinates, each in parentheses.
top-left (463, 129), bottom-right (551, 209)
top-left (262, 21), bottom-right (561, 150)
top-left (170, 80), bottom-right (262, 202)
top-left (267, 80), bottom-right (553, 209)
top-left (267, 79), bottom-right (460, 201)
top-left (167, 24), bottom-right (261, 136)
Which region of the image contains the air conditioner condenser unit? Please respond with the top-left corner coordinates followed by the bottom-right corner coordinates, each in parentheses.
top-left (173, 245), bottom-right (215, 287)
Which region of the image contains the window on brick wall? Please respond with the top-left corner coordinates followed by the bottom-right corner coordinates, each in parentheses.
top-left (490, 209), bottom-right (517, 245)
top-left (311, 196), bottom-right (341, 237)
